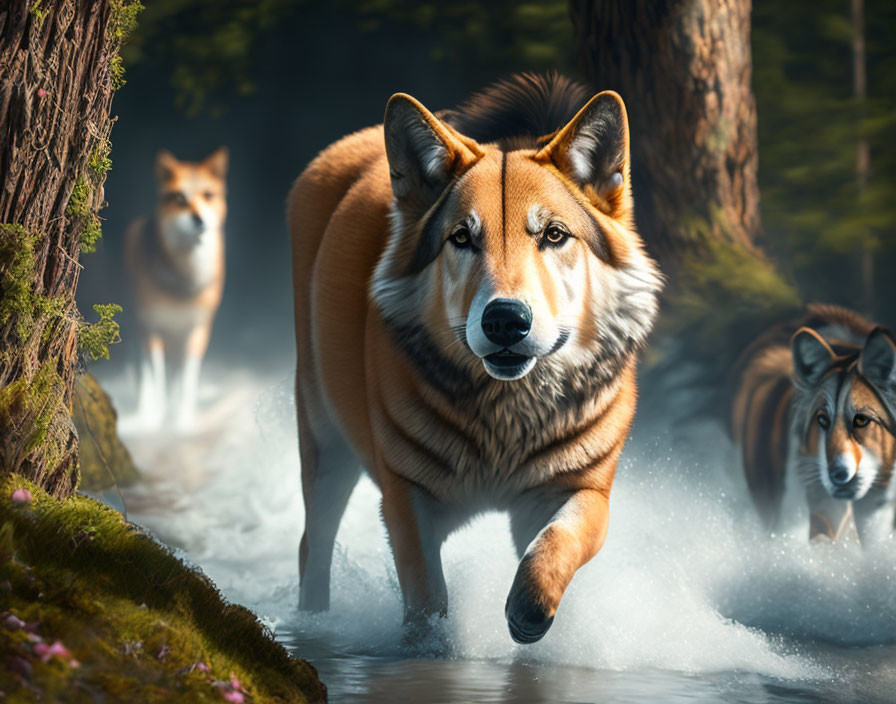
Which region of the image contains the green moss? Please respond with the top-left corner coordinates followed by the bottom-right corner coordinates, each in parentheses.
top-left (645, 208), bottom-right (802, 405)
top-left (88, 139), bottom-right (113, 177)
top-left (66, 177), bottom-right (104, 254)
top-left (667, 205), bottom-right (800, 331)
top-left (0, 224), bottom-right (66, 341)
top-left (0, 358), bottom-right (70, 477)
top-left (72, 373), bottom-right (140, 492)
top-left (0, 224), bottom-right (39, 339)
top-left (65, 177), bottom-right (91, 219)
top-left (78, 304), bottom-right (121, 361)
top-left (28, 1), bottom-right (48, 23)
top-left (0, 476), bottom-right (326, 703)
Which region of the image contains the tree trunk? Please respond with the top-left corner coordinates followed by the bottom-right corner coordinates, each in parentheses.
top-left (570, 0), bottom-right (762, 273)
top-left (0, 1), bottom-right (131, 498)
top-left (852, 0), bottom-right (873, 315)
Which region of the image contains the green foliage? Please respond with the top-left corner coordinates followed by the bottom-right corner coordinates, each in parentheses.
top-left (109, 0), bottom-right (143, 41)
top-left (107, 2), bottom-right (144, 89)
top-left (123, 0), bottom-right (575, 116)
top-left (123, 0), bottom-right (295, 116)
top-left (79, 218), bottom-right (103, 254)
top-left (109, 53), bottom-right (127, 89)
top-left (79, 304), bottom-right (122, 361)
top-left (350, 0), bottom-right (575, 76)
top-left (752, 0), bottom-right (896, 312)
top-left (0, 476), bottom-right (326, 702)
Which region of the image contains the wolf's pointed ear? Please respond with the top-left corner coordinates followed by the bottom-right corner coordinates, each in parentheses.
top-left (155, 150), bottom-right (179, 183)
top-left (203, 146), bottom-right (229, 179)
top-left (384, 94), bottom-right (482, 206)
top-left (536, 91), bottom-right (631, 220)
top-left (792, 328), bottom-right (836, 386)
top-left (859, 327), bottom-right (896, 388)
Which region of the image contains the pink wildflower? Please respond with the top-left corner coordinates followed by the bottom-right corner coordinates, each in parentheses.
top-left (37, 88), bottom-right (47, 97)
top-left (34, 640), bottom-right (72, 663)
top-left (3, 614), bottom-right (26, 630)
top-left (11, 489), bottom-right (32, 504)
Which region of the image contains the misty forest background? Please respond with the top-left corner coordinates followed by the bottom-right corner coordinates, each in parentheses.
top-left (77, 0), bottom-right (896, 395)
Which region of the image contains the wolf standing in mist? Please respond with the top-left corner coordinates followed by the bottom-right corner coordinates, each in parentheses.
top-left (124, 148), bottom-right (228, 432)
top-left (733, 304), bottom-right (896, 542)
top-left (289, 74), bottom-right (662, 643)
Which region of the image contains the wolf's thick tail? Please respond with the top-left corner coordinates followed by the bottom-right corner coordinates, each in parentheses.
top-left (731, 343), bottom-right (794, 530)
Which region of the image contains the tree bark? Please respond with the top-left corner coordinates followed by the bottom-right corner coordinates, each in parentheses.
top-left (570, 0), bottom-right (762, 273)
top-left (0, 2), bottom-right (127, 498)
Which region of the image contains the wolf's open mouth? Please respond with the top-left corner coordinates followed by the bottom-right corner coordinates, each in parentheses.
top-left (483, 349), bottom-right (536, 380)
top-left (485, 349), bottom-right (531, 368)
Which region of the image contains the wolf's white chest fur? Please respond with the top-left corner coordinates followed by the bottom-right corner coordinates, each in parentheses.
top-left (178, 230), bottom-right (221, 289)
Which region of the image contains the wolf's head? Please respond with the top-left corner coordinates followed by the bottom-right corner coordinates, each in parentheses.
top-left (155, 147), bottom-right (228, 252)
top-left (792, 327), bottom-right (896, 500)
top-left (371, 91), bottom-right (661, 387)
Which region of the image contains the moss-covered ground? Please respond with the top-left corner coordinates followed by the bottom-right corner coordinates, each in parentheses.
top-left (0, 475), bottom-right (326, 703)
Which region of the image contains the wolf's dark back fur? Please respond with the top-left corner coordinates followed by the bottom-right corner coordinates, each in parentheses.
top-left (440, 72), bottom-right (591, 150)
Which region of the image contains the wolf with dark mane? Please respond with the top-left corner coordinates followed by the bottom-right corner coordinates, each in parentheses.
top-left (288, 73), bottom-right (662, 642)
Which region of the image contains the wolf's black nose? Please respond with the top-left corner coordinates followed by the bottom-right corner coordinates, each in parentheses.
top-left (192, 213), bottom-right (204, 228)
top-left (829, 461), bottom-right (854, 486)
top-left (482, 299), bottom-right (532, 347)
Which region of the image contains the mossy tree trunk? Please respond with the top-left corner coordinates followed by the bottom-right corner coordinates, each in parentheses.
top-left (0, 2), bottom-right (131, 498)
top-left (570, 0), bottom-right (801, 399)
top-left (570, 0), bottom-right (763, 275)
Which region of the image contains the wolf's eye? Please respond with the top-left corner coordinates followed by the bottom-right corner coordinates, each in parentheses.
top-left (853, 413), bottom-right (871, 428)
top-left (817, 412), bottom-right (831, 430)
top-left (449, 226), bottom-right (472, 249)
top-left (542, 224), bottom-right (570, 248)
top-left (164, 191), bottom-right (187, 206)
top-left (202, 191), bottom-right (215, 200)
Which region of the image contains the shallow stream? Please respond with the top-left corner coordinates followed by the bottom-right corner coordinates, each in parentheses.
top-left (96, 364), bottom-right (896, 703)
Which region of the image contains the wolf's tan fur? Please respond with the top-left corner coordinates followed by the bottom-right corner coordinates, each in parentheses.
top-left (289, 75), bottom-right (661, 642)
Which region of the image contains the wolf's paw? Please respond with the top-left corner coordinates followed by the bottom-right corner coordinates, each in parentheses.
top-left (505, 586), bottom-right (554, 644)
top-left (400, 612), bottom-right (448, 656)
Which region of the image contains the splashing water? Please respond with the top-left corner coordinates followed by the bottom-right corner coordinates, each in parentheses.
top-left (96, 365), bottom-right (896, 703)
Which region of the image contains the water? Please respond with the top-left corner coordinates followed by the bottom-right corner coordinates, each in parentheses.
top-left (94, 364), bottom-right (896, 703)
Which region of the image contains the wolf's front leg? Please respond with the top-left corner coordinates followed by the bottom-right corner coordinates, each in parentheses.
top-left (134, 333), bottom-right (165, 430)
top-left (173, 323), bottom-right (211, 432)
top-left (852, 488), bottom-right (895, 545)
top-left (378, 468), bottom-right (448, 625)
top-left (806, 483), bottom-right (853, 541)
top-left (506, 487), bottom-right (610, 644)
